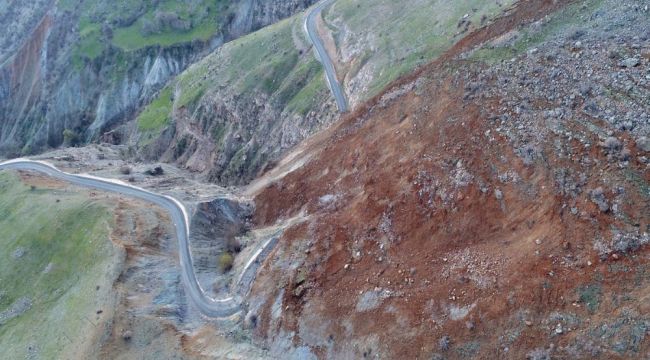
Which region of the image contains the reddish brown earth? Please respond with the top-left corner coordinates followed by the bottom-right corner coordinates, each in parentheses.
top-left (246, 0), bottom-right (650, 358)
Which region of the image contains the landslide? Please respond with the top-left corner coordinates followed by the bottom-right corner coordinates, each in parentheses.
top-left (246, 0), bottom-right (650, 358)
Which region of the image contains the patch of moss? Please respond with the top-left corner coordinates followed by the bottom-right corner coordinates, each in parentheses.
top-left (578, 284), bottom-right (602, 313)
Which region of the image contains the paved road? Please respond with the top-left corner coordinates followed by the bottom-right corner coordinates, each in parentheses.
top-left (0, 159), bottom-right (254, 318)
top-left (305, 0), bottom-right (348, 113)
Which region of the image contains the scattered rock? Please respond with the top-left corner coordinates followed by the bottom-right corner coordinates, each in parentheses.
top-left (636, 136), bottom-right (650, 152)
top-left (119, 165), bottom-right (132, 175)
top-left (145, 166), bottom-right (164, 176)
top-left (589, 187), bottom-right (609, 213)
top-left (620, 58), bottom-right (640, 68)
top-left (438, 336), bottom-right (451, 351)
top-left (600, 137), bottom-right (622, 152)
top-left (0, 297), bottom-right (32, 325)
top-left (611, 231), bottom-right (650, 254)
top-left (11, 247), bottom-right (25, 259)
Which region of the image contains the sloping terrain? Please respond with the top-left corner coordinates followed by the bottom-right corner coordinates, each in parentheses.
top-left (138, 0), bottom-right (522, 186)
top-left (0, 171), bottom-right (117, 359)
top-left (321, 0), bottom-right (517, 105)
top-left (137, 14), bottom-right (338, 185)
top-left (0, 0), bottom-right (315, 157)
top-left (240, 0), bottom-right (650, 358)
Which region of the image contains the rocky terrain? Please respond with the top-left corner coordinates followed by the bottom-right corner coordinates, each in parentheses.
top-left (237, 0), bottom-right (650, 358)
top-left (0, 0), bottom-right (648, 359)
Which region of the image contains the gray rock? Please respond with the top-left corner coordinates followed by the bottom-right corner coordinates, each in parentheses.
top-left (601, 137), bottom-right (622, 152)
top-left (636, 136), bottom-right (650, 152)
top-left (590, 187), bottom-right (609, 213)
top-left (11, 247), bottom-right (25, 259)
top-left (439, 336), bottom-right (451, 351)
top-left (620, 58), bottom-right (640, 68)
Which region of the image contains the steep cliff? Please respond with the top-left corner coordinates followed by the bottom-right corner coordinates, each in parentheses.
top-left (0, 0), bottom-right (316, 157)
top-left (136, 15), bottom-right (338, 185)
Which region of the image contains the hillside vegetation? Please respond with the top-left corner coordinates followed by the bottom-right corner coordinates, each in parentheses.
top-left (135, 0), bottom-right (522, 185)
top-left (0, 172), bottom-right (118, 359)
top-left (60, 0), bottom-right (228, 61)
top-left (136, 13), bottom-right (336, 184)
top-left (323, 0), bottom-right (517, 103)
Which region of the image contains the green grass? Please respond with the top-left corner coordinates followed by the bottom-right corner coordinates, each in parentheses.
top-left (66, 0), bottom-right (228, 62)
top-left (325, 0), bottom-right (517, 99)
top-left (112, 19), bottom-right (218, 51)
top-left (137, 86), bottom-right (173, 132)
top-left (0, 171), bottom-right (116, 359)
top-left (471, 0), bottom-right (606, 63)
top-left (111, 0), bottom-right (222, 51)
top-left (138, 15), bottom-right (330, 141)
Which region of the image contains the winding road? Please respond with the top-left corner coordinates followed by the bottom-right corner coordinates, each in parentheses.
top-left (0, 159), bottom-right (246, 318)
top-left (0, 4), bottom-right (345, 319)
top-left (306, 0), bottom-right (348, 113)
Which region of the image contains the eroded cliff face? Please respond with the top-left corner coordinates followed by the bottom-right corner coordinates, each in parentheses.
top-left (0, 0), bottom-right (316, 157)
top-left (228, 0), bottom-right (316, 39)
top-left (150, 88), bottom-right (337, 186)
top-left (0, 0), bottom-right (54, 64)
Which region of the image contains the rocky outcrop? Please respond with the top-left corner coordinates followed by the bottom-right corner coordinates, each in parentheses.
top-left (0, 0), bottom-right (53, 64)
top-left (189, 198), bottom-right (253, 296)
top-left (156, 88), bottom-right (337, 186)
top-left (227, 0), bottom-right (316, 39)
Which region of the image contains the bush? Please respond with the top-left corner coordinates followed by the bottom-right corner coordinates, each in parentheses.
top-left (226, 235), bottom-right (241, 253)
top-left (119, 165), bottom-right (132, 175)
top-left (62, 129), bottom-right (80, 147)
top-left (145, 166), bottom-right (164, 176)
top-left (218, 252), bottom-right (234, 273)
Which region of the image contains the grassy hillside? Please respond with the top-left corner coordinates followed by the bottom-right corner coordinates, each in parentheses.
top-left (138, 0), bottom-right (520, 137)
top-left (0, 172), bottom-right (117, 359)
top-left (60, 0), bottom-right (230, 62)
top-left (470, 0), bottom-right (605, 63)
top-left (137, 14), bottom-right (329, 136)
top-left (324, 0), bottom-right (517, 100)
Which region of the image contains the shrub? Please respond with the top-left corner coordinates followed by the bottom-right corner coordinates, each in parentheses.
top-left (218, 252), bottom-right (234, 273)
top-left (62, 129), bottom-right (80, 147)
top-left (145, 166), bottom-right (164, 176)
top-left (226, 235), bottom-right (241, 253)
top-left (119, 165), bottom-right (132, 175)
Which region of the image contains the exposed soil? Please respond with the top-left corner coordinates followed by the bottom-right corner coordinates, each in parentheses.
top-left (247, 0), bottom-right (650, 358)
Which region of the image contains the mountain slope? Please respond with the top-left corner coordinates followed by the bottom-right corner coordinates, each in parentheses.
top-left (238, 0), bottom-right (650, 358)
top-left (0, 0), bottom-right (316, 157)
top-left (136, 0), bottom-right (522, 185)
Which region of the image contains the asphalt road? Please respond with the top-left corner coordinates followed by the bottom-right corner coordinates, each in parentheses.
top-left (306, 0), bottom-right (348, 113)
top-left (0, 159), bottom-right (242, 318)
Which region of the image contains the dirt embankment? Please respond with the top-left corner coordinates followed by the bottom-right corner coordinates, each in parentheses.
top-left (246, 0), bottom-right (650, 358)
